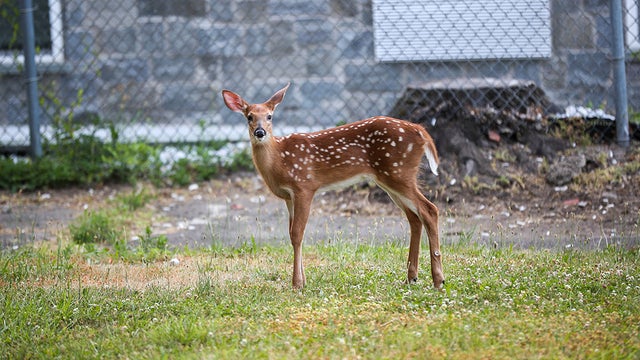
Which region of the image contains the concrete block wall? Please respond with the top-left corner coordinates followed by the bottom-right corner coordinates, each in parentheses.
top-left (0, 0), bottom-right (637, 140)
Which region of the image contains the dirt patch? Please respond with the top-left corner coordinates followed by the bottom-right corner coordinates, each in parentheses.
top-left (1, 157), bottom-right (638, 253)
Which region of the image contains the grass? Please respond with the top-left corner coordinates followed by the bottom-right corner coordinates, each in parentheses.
top-left (1, 241), bottom-right (638, 359)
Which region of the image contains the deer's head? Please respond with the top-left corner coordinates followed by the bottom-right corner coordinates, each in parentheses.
top-left (222, 83), bottom-right (290, 144)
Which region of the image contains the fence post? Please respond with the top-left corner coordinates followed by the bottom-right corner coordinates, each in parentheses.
top-left (610, 0), bottom-right (630, 148)
top-left (19, 0), bottom-right (43, 158)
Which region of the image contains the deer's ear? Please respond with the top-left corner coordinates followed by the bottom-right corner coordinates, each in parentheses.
top-left (222, 90), bottom-right (248, 113)
top-left (266, 83), bottom-right (290, 110)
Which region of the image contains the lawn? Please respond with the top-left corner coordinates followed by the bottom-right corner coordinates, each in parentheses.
top-left (1, 241), bottom-right (639, 359)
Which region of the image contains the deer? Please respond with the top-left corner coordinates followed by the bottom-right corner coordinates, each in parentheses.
top-left (222, 83), bottom-right (444, 290)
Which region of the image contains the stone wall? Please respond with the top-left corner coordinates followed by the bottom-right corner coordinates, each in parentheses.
top-left (0, 0), bottom-right (637, 137)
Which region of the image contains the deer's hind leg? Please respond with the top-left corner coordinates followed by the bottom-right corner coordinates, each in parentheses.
top-left (377, 179), bottom-right (444, 289)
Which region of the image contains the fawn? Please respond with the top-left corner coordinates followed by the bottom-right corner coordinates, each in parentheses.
top-left (222, 83), bottom-right (444, 289)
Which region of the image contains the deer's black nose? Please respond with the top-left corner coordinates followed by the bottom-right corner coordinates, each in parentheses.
top-left (254, 127), bottom-right (266, 139)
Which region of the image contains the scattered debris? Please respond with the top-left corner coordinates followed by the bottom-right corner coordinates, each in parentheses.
top-left (546, 153), bottom-right (586, 186)
top-left (552, 105), bottom-right (615, 121)
top-left (563, 198), bottom-right (581, 207)
top-left (487, 130), bottom-right (501, 143)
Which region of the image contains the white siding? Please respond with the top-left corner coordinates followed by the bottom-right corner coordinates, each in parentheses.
top-left (372, 0), bottom-right (551, 62)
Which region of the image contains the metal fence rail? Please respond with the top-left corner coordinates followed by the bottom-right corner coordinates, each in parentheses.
top-left (1, 0), bottom-right (638, 157)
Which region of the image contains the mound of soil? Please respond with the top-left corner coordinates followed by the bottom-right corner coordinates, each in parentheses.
top-left (377, 80), bottom-right (640, 245)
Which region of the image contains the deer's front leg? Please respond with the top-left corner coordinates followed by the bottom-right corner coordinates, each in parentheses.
top-left (286, 191), bottom-right (313, 289)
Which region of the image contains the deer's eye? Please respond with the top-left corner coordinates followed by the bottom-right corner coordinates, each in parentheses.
top-left (247, 114), bottom-right (253, 122)
top-left (267, 114), bottom-right (272, 121)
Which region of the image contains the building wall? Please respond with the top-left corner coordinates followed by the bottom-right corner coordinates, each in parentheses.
top-left (0, 0), bottom-right (637, 137)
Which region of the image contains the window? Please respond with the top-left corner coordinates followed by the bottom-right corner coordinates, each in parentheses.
top-left (372, 0), bottom-right (551, 62)
top-left (625, 0), bottom-right (640, 51)
top-left (0, 0), bottom-right (64, 65)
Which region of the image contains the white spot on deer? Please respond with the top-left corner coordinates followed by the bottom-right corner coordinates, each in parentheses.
top-left (407, 143), bottom-right (414, 152)
top-left (398, 136), bottom-right (403, 142)
top-left (399, 128), bottom-right (405, 133)
top-left (390, 141), bottom-right (396, 147)
top-left (385, 153), bottom-right (391, 157)
top-left (393, 162), bottom-right (398, 167)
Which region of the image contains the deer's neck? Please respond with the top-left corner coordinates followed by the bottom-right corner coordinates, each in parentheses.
top-left (251, 137), bottom-right (291, 199)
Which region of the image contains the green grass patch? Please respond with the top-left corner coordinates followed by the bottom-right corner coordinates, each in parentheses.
top-left (65, 187), bottom-right (172, 263)
top-left (1, 243), bottom-right (638, 359)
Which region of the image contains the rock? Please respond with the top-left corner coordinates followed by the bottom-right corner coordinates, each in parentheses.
top-left (546, 153), bottom-right (586, 186)
top-left (488, 130), bottom-right (501, 143)
top-left (563, 198), bottom-right (580, 207)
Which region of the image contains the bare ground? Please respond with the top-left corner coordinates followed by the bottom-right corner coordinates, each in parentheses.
top-left (2, 157), bottom-right (639, 252)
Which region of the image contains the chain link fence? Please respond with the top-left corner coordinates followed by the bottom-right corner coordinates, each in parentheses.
top-left (1, 0), bottom-right (639, 158)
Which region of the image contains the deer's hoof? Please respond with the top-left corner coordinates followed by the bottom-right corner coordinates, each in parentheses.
top-left (406, 277), bottom-right (418, 284)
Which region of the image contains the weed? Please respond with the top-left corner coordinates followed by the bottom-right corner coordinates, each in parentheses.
top-left (462, 175), bottom-right (497, 194)
top-left (496, 175), bottom-right (511, 188)
top-left (139, 226), bottom-right (168, 254)
top-left (549, 117), bottom-right (594, 146)
top-left (226, 148), bottom-right (254, 172)
top-left (117, 187), bottom-right (154, 211)
top-left (572, 158), bottom-right (640, 191)
top-left (493, 148), bottom-right (516, 163)
top-left (457, 225), bottom-right (477, 246)
top-left (69, 210), bottom-right (119, 245)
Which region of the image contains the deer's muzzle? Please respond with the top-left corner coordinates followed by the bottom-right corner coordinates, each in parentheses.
top-left (253, 126), bottom-right (266, 139)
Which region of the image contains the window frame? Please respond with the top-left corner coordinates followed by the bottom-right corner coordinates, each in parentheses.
top-left (372, 0), bottom-right (552, 63)
top-left (625, 0), bottom-right (640, 51)
top-left (0, 0), bottom-right (64, 66)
